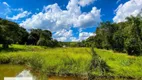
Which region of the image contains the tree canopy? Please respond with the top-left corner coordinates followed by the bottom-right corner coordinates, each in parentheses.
top-left (85, 15), bottom-right (142, 56)
top-left (0, 18), bottom-right (59, 48)
top-left (0, 18), bottom-right (28, 48)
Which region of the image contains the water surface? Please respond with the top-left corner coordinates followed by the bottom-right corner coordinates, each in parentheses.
top-left (0, 64), bottom-right (25, 80)
top-left (0, 64), bottom-right (87, 80)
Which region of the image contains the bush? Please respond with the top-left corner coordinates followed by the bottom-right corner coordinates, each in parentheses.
top-left (125, 37), bottom-right (142, 55)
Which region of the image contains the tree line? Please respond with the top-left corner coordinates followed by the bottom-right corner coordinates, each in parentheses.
top-left (1, 15), bottom-right (142, 56)
top-left (84, 15), bottom-right (142, 56)
top-left (0, 18), bottom-right (59, 48)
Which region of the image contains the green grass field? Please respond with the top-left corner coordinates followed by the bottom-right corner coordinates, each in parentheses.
top-left (95, 49), bottom-right (142, 78)
top-left (0, 45), bottom-right (142, 79)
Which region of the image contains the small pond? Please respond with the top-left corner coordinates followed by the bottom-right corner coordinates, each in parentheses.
top-left (0, 64), bottom-right (86, 80)
top-left (0, 64), bottom-right (25, 80)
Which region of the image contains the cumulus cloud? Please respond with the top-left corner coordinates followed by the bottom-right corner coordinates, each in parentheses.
top-left (6, 11), bottom-right (31, 20)
top-left (20, 0), bottom-right (101, 32)
top-left (78, 32), bottom-right (95, 41)
top-left (70, 32), bottom-right (96, 42)
top-left (113, 0), bottom-right (142, 23)
top-left (0, 2), bottom-right (30, 20)
top-left (53, 30), bottom-right (95, 42)
top-left (78, 0), bottom-right (95, 7)
top-left (74, 7), bottom-right (101, 28)
top-left (53, 29), bottom-right (73, 41)
top-left (70, 37), bottom-right (79, 42)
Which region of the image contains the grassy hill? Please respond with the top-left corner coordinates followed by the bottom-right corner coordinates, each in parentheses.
top-left (0, 45), bottom-right (142, 79)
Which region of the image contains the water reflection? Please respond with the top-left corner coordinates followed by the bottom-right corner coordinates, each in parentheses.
top-left (0, 65), bottom-right (87, 80)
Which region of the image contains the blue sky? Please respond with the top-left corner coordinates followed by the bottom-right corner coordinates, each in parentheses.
top-left (0, 0), bottom-right (142, 41)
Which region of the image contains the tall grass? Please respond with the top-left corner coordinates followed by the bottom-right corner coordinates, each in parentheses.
top-left (0, 45), bottom-right (142, 79)
top-left (95, 48), bottom-right (142, 78)
top-left (0, 45), bottom-right (92, 76)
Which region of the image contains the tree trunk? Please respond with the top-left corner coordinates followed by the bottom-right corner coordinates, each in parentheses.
top-left (2, 44), bottom-right (9, 48)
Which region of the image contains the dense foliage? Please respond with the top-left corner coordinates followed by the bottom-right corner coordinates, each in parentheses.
top-left (27, 29), bottom-right (59, 47)
top-left (0, 18), bottom-right (28, 48)
top-left (86, 16), bottom-right (142, 56)
top-left (0, 18), bottom-right (58, 48)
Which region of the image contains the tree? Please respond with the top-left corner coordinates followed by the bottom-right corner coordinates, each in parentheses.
top-left (113, 31), bottom-right (125, 52)
top-left (0, 19), bottom-right (23, 48)
top-left (37, 30), bottom-right (53, 46)
top-left (85, 15), bottom-right (142, 56)
top-left (85, 36), bottom-right (96, 47)
top-left (94, 21), bottom-right (117, 49)
top-left (18, 27), bottom-right (29, 44)
top-left (37, 38), bottom-right (47, 46)
top-left (124, 16), bottom-right (142, 55)
top-left (40, 30), bottom-right (52, 40)
top-left (0, 18), bottom-right (59, 48)
top-left (27, 29), bottom-right (42, 45)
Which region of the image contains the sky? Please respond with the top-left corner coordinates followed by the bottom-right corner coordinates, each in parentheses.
top-left (0, 0), bottom-right (142, 42)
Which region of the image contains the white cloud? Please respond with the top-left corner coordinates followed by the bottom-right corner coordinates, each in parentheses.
top-left (53, 30), bottom-right (95, 42)
top-left (74, 7), bottom-right (101, 28)
top-left (78, 0), bottom-right (95, 7)
top-left (20, 0), bottom-right (101, 32)
top-left (0, 2), bottom-right (11, 16)
top-left (78, 32), bottom-right (95, 41)
top-left (113, 0), bottom-right (142, 23)
top-left (0, 2), bottom-right (30, 20)
top-left (6, 11), bottom-right (31, 20)
top-left (56, 37), bottom-right (67, 41)
top-left (54, 29), bottom-right (72, 37)
top-left (12, 8), bottom-right (24, 12)
top-left (66, 0), bottom-right (81, 15)
top-left (2, 2), bottom-right (10, 7)
top-left (70, 32), bottom-right (96, 42)
top-left (53, 29), bottom-right (73, 41)
top-left (70, 37), bottom-right (79, 42)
